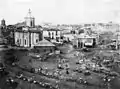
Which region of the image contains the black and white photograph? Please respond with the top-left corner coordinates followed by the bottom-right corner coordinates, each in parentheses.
top-left (0, 0), bottom-right (120, 89)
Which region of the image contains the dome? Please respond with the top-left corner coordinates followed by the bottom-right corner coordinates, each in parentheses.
top-left (25, 9), bottom-right (34, 18)
top-left (24, 9), bottom-right (35, 27)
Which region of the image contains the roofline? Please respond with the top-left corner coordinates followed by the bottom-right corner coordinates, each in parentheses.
top-left (43, 28), bottom-right (61, 31)
top-left (14, 30), bottom-right (42, 33)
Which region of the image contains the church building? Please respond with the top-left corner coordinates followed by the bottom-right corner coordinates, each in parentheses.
top-left (14, 9), bottom-right (42, 48)
top-left (0, 19), bottom-right (7, 45)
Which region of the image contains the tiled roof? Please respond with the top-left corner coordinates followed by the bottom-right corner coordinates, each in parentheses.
top-left (43, 27), bottom-right (60, 31)
top-left (35, 39), bottom-right (55, 47)
top-left (15, 27), bottom-right (42, 33)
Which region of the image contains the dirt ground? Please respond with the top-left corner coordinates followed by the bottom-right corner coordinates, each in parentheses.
top-left (2, 44), bottom-right (120, 89)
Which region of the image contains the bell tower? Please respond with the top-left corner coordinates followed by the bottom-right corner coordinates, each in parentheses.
top-left (1, 19), bottom-right (6, 27)
top-left (24, 9), bottom-right (35, 27)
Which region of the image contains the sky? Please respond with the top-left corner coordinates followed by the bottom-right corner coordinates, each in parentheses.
top-left (1, 0), bottom-right (120, 25)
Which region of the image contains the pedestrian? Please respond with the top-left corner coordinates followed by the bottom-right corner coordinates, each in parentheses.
top-left (66, 69), bottom-right (69, 74)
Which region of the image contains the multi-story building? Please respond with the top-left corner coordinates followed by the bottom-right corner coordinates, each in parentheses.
top-left (24, 9), bottom-right (35, 27)
top-left (43, 28), bottom-right (62, 43)
top-left (73, 33), bottom-right (96, 48)
top-left (14, 27), bottom-right (42, 48)
top-left (14, 9), bottom-right (42, 48)
top-left (62, 33), bottom-right (75, 42)
top-left (0, 19), bottom-right (7, 45)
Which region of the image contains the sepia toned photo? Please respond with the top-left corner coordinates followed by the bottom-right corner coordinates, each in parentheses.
top-left (0, 0), bottom-right (120, 89)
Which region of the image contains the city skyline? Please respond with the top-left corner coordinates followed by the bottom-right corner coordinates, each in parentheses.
top-left (1, 0), bottom-right (120, 25)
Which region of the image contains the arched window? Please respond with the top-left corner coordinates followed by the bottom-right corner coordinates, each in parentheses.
top-left (17, 39), bottom-right (20, 46)
top-left (17, 39), bottom-right (19, 43)
top-left (25, 39), bottom-right (27, 45)
top-left (30, 21), bottom-right (33, 27)
top-left (36, 39), bottom-right (39, 43)
top-left (52, 32), bottom-right (54, 39)
top-left (19, 39), bottom-right (21, 44)
top-left (56, 31), bottom-right (58, 36)
top-left (48, 32), bottom-right (51, 37)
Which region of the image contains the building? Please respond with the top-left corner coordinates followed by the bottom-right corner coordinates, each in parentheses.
top-left (24, 9), bottom-right (35, 27)
top-left (14, 9), bottom-right (42, 48)
top-left (43, 28), bottom-right (62, 43)
top-left (1, 19), bottom-right (6, 27)
top-left (0, 19), bottom-right (6, 34)
top-left (14, 27), bottom-right (42, 48)
top-left (114, 30), bottom-right (120, 49)
top-left (34, 38), bottom-right (56, 53)
top-left (73, 33), bottom-right (96, 48)
top-left (62, 33), bottom-right (75, 42)
top-left (0, 19), bottom-right (7, 45)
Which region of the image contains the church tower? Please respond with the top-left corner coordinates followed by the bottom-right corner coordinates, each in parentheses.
top-left (0, 19), bottom-right (6, 44)
top-left (1, 19), bottom-right (6, 27)
top-left (0, 19), bottom-right (6, 37)
top-left (24, 9), bottom-right (35, 27)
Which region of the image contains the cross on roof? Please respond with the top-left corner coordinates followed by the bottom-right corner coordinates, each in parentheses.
top-left (28, 9), bottom-right (31, 14)
top-left (28, 8), bottom-right (32, 17)
top-left (25, 8), bottom-right (32, 18)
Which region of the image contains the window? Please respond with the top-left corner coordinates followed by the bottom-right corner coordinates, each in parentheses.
top-left (56, 31), bottom-right (58, 36)
top-left (31, 21), bottom-right (33, 27)
top-left (48, 32), bottom-right (51, 37)
top-left (25, 39), bottom-right (27, 45)
top-left (36, 39), bottom-right (39, 43)
top-left (17, 39), bottom-right (19, 43)
top-left (52, 36), bottom-right (54, 39)
top-left (52, 32), bottom-right (54, 36)
top-left (52, 32), bottom-right (54, 39)
top-left (19, 39), bottom-right (21, 44)
top-left (17, 39), bottom-right (19, 46)
top-left (56, 37), bottom-right (59, 42)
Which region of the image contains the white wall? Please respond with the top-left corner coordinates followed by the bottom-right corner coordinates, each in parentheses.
top-left (43, 31), bottom-right (49, 37)
top-left (23, 32), bottom-right (29, 47)
top-left (43, 30), bottom-right (61, 39)
top-left (31, 33), bottom-right (40, 47)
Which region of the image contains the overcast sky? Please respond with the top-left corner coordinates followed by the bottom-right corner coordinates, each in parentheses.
top-left (1, 0), bottom-right (120, 25)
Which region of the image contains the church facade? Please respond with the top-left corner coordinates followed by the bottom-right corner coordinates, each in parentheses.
top-left (14, 9), bottom-right (42, 48)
